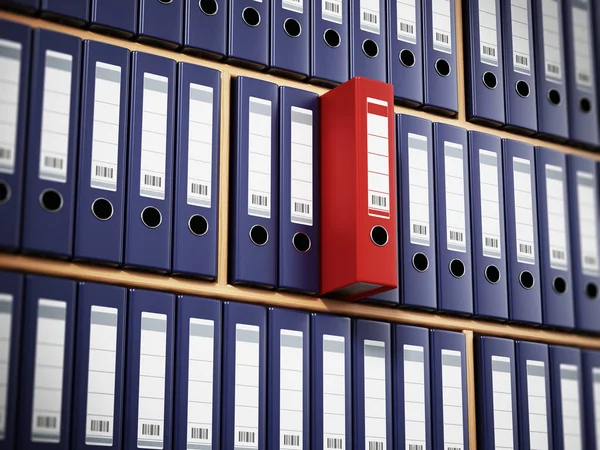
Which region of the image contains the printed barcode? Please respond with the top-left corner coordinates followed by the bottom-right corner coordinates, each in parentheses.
top-left (450, 230), bottom-right (464, 243)
top-left (142, 423), bottom-right (161, 436)
top-left (191, 182), bottom-right (208, 196)
top-left (435, 32), bottom-right (449, 44)
top-left (90, 420), bottom-right (110, 433)
top-left (483, 45), bottom-right (496, 57)
top-left (144, 174), bottom-right (162, 188)
top-left (485, 237), bottom-right (499, 249)
top-left (327, 438), bottom-right (343, 449)
top-left (519, 243), bottom-right (533, 255)
top-left (238, 431), bottom-right (256, 443)
top-left (0, 147), bottom-right (11, 160)
top-left (552, 249), bottom-right (566, 261)
top-left (371, 195), bottom-right (387, 208)
top-left (547, 63), bottom-right (560, 75)
top-left (36, 416), bottom-right (57, 429)
top-left (325, 1), bottom-right (340, 13)
top-left (252, 194), bottom-right (268, 207)
top-left (515, 54), bottom-right (528, 66)
top-left (363, 11), bottom-right (377, 24)
top-left (95, 165), bottom-right (114, 180)
top-left (294, 202), bottom-right (310, 214)
top-left (284, 434), bottom-right (300, 447)
top-left (446, 447), bottom-right (462, 450)
top-left (191, 427), bottom-right (209, 440)
top-left (400, 22), bottom-right (414, 34)
top-left (413, 224), bottom-right (427, 236)
top-left (585, 256), bottom-right (597, 266)
top-left (368, 441), bottom-right (384, 450)
top-left (408, 445), bottom-right (424, 450)
top-left (44, 156), bottom-right (64, 170)
top-left (578, 73), bottom-right (590, 83)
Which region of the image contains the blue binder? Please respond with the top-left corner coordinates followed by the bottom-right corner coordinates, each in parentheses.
top-left (72, 282), bottom-right (127, 450)
top-left (311, 314), bottom-right (352, 450)
top-left (227, 0), bottom-right (269, 69)
top-left (0, 0), bottom-right (39, 12)
top-left (582, 350), bottom-right (600, 450)
top-left (0, 20), bottom-right (31, 251)
top-left (173, 296), bottom-right (222, 450)
top-left (515, 341), bottom-right (553, 450)
top-left (137, 0), bottom-right (183, 49)
top-left (279, 87), bottom-right (320, 294)
top-left (40, 0), bottom-right (89, 26)
top-left (17, 275), bottom-right (76, 450)
top-left (502, 139), bottom-right (542, 324)
top-left (267, 308), bottom-right (310, 450)
top-left (229, 77), bottom-right (279, 288)
top-left (123, 289), bottom-right (175, 450)
top-left (464, 0), bottom-right (505, 126)
top-left (124, 52), bottom-right (176, 272)
top-left (89, 0), bottom-right (138, 38)
top-left (534, 147), bottom-right (575, 329)
top-left (74, 41), bottom-right (129, 265)
top-left (222, 302), bottom-right (267, 450)
top-left (422, 0), bottom-right (458, 115)
top-left (431, 330), bottom-right (468, 450)
top-left (349, 0), bottom-right (387, 81)
top-left (566, 154), bottom-right (600, 332)
top-left (173, 63), bottom-right (220, 279)
top-left (433, 123), bottom-right (473, 314)
top-left (269, 0), bottom-right (309, 79)
top-left (183, 0), bottom-right (227, 59)
top-left (22, 29), bottom-right (81, 259)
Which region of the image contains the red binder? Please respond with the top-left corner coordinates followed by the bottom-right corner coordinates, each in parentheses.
top-left (320, 77), bottom-right (397, 300)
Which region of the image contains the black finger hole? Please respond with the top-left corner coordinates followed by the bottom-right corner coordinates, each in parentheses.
top-left (283, 18), bottom-right (301, 37)
top-left (199, 0), bottom-right (218, 15)
top-left (249, 225), bottom-right (269, 246)
top-left (141, 206), bottom-right (162, 229)
top-left (580, 97), bottom-right (592, 113)
top-left (399, 49), bottom-right (415, 67)
top-left (547, 89), bottom-right (561, 106)
top-left (449, 259), bottom-right (465, 278)
top-left (362, 39), bottom-right (379, 58)
top-left (91, 198), bottom-right (113, 221)
top-left (482, 71), bottom-right (497, 89)
top-left (0, 181), bottom-right (10, 205)
top-left (323, 29), bottom-right (341, 48)
top-left (188, 214), bottom-right (209, 236)
top-left (435, 59), bottom-right (451, 77)
top-left (370, 226), bottom-right (388, 246)
top-left (585, 283), bottom-right (598, 299)
top-left (412, 252), bottom-right (429, 272)
top-left (242, 7), bottom-right (261, 27)
top-left (40, 189), bottom-right (63, 213)
top-left (552, 276), bottom-right (567, 294)
top-left (516, 80), bottom-right (530, 98)
top-left (485, 265), bottom-right (501, 284)
top-left (292, 232), bottom-right (311, 253)
top-left (519, 270), bottom-right (535, 290)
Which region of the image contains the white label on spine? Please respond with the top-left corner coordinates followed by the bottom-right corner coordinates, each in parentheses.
top-left (0, 294), bottom-right (13, 439)
top-left (576, 171), bottom-right (600, 275)
top-left (592, 368), bottom-right (600, 450)
top-left (403, 345), bottom-right (426, 450)
top-left (360, 0), bottom-right (380, 34)
top-left (90, 62), bottom-right (121, 192)
top-left (280, 330), bottom-right (303, 450)
top-left (187, 318), bottom-right (214, 449)
top-left (408, 133), bottom-right (430, 247)
top-left (513, 157), bottom-right (535, 264)
top-left (545, 165), bottom-right (568, 271)
top-left (187, 84), bottom-right (213, 208)
top-left (541, 0), bottom-right (562, 82)
top-left (432, 0), bottom-right (452, 54)
top-left (248, 97), bottom-right (272, 219)
top-left (31, 299), bottom-right (67, 443)
top-left (140, 73), bottom-right (168, 200)
top-left (526, 360), bottom-right (549, 450)
top-left (367, 98), bottom-right (390, 219)
top-left (491, 356), bottom-right (514, 449)
top-left (364, 340), bottom-right (386, 450)
top-left (283, 0), bottom-right (303, 14)
top-left (441, 349), bottom-right (463, 450)
top-left (235, 324), bottom-right (260, 449)
top-left (39, 50), bottom-right (72, 184)
top-left (479, 150), bottom-right (501, 259)
top-left (137, 312), bottom-right (167, 449)
top-left (479, 0), bottom-right (498, 66)
top-left (572, 1), bottom-right (594, 89)
top-left (322, 0), bottom-right (342, 24)
top-left (397, 0), bottom-right (417, 43)
top-left (0, 39), bottom-right (21, 175)
top-left (559, 364), bottom-right (582, 450)
top-left (444, 141), bottom-right (466, 253)
top-left (85, 306), bottom-right (118, 447)
top-left (511, 0), bottom-right (531, 74)
top-left (323, 334), bottom-right (345, 450)
top-left (290, 107), bottom-right (313, 226)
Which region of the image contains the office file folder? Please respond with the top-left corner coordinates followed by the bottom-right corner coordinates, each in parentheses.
top-left (173, 63), bottom-right (220, 279)
top-left (124, 289), bottom-right (175, 450)
top-left (229, 77), bottom-right (278, 288)
top-left (468, 131), bottom-right (508, 319)
top-left (433, 123), bottom-right (473, 315)
top-left (0, 20), bottom-right (30, 251)
top-left (40, 0), bottom-right (89, 26)
top-left (227, 0), bottom-right (269, 69)
top-left (89, 0), bottom-right (138, 38)
top-left (267, 308), bottom-right (310, 450)
top-left (124, 52), bottom-right (176, 272)
top-left (174, 296), bottom-right (222, 450)
top-left (74, 41), bottom-right (129, 265)
top-left (349, 0), bottom-right (387, 81)
top-left (22, 29), bottom-right (81, 258)
top-left (311, 314), bottom-right (352, 450)
top-left (183, 0), bottom-right (227, 59)
top-left (269, 0), bottom-right (309, 79)
top-left (320, 77), bottom-right (397, 300)
top-left (222, 302), bottom-right (267, 450)
top-left (279, 87), bottom-right (320, 294)
top-left (582, 350), bottom-right (600, 450)
top-left (534, 147), bottom-right (575, 329)
top-left (137, 0), bottom-right (183, 49)
top-left (72, 282), bottom-right (127, 449)
top-left (17, 275), bottom-right (76, 450)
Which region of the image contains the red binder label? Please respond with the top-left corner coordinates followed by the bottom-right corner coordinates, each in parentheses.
top-left (367, 98), bottom-right (390, 219)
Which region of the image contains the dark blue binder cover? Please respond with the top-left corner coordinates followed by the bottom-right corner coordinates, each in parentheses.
top-left (267, 308), bottom-right (310, 450)
top-left (123, 289), bottom-right (175, 450)
top-left (40, 0), bottom-right (89, 26)
top-left (0, 0), bottom-right (39, 12)
top-left (74, 41), bottom-right (130, 265)
top-left (137, 0), bottom-right (183, 49)
top-left (349, 0), bottom-right (387, 81)
top-left (174, 296), bottom-right (222, 450)
top-left (534, 146), bottom-right (575, 329)
top-left (22, 29), bottom-right (81, 259)
top-left (582, 350), bottom-right (600, 450)
top-left (0, 20), bottom-right (31, 251)
top-left (269, 0), bottom-right (309, 79)
top-left (124, 51), bottom-right (176, 272)
top-left (72, 282), bottom-right (127, 450)
top-left (173, 63), bottom-right (221, 279)
top-left (89, 0), bottom-right (138, 38)
top-left (183, 0), bottom-right (227, 59)
top-left (222, 302), bottom-right (267, 450)
top-left (17, 275), bottom-right (76, 450)
top-left (310, 313), bottom-right (352, 450)
top-left (229, 77), bottom-right (279, 288)
top-left (227, 0), bottom-right (269, 69)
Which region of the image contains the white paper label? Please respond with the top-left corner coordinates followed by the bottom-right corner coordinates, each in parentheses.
top-left (444, 142), bottom-right (467, 253)
top-left (491, 356), bottom-right (514, 449)
top-left (432, 0), bottom-right (452, 54)
top-left (322, 0), bottom-right (342, 23)
top-left (576, 171), bottom-right (600, 275)
top-left (323, 335), bottom-right (346, 450)
top-left (479, 150), bottom-right (501, 259)
top-left (441, 349), bottom-right (463, 450)
top-left (513, 157), bottom-right (535, 264)
top-left (187, 318), bottom-right (215, 449)
top-left (137, 312), bottom-right (167, 449)
top-left (541, 0), bottom-right (563, 82)
top-left (364, 340), bottom-right (386, 450)
top-left (235, 324), bottom-right (260, 449)
top-left (408, 133), bottom-right (430, 247)
top-left (559, 364), bottom-right (582, 450)
top-left (479, 0), bottom-right (498, 66)
top-left (0, 39), bottom-right (21, 175)
top-left (248, 97), bottom-right (272, 219)
top-left (360, 0), bottom-right (380, 34)
top-left (510, 0), bottom-right (531, 74)
top-left (140, 73), bottom-right (168, 200)
top-left (0, 294), bottom-right (13, 439)
top-left (85, 306), bottom-right (118, 447)
top-left (526, 360), bottom-right (549, 450)
top-left (280, 330), bottom-right (303, 450)
top-left (403, 345), bottom-right (426, 450)
top-left (283, 0), bottom-right (303, 14)
top-left (187, 84), bottom-right (213, 208)
top-left (290, 107), bottom-right (313, 226)
top-left (572, 1), bottom-right (594, 89)
top-left (397, 0), bottom-right (417, 43)
top-left (367, 98), bottom-right (390, 219)
top-left (39, 50), bottom-right (72, 184)
top-left (593, 368), bottom-right (600, 450)
top-left (545, 165), bottom-right (568, 271)
top-left (31, 299), bottom-right (67, 443)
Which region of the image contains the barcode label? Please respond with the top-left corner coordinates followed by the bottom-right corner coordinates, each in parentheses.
top-left (44, 156), bottom-right (64, 169)
top-left (572, 3), bottom-right (594, 89)
top-left (526, 360), bottom-right (549, 450)
top-left (252, 194), bottom-right (268, 207)
top-left (432, 0), bottom-right (452, 53)
top-left (413, 224), bottom-right (427, 235)
top-left (436, 32), bottom-right (450, 44)
top-left (142, 424), bottom-right (161, 436)
top-left (323, 334), bottom-right (346, 450)
top-left (482, 46), bottom-right (496, 57)
top-left (520, 243), bottom-right (533, 254)
top-left (235, 324), bottom-right (260, 449)
top-left (36, 416), bottom-right (58, 429)
top-left (545, 164), bottom-right (568, 271)
top-left (360, 0), bottom-right (380, 34)
top-left (479, 149), bottom-right (502, 259)
top-left (191, 183), bottom-right (208, 196)
top-left (280, 329), bottom-right (303, 449)
top-left (450, 230), bottom-right (464, 242)
top-left (90, 420), bottom-right (110, 433)
top-left (364, 340), bottom-right (387, 450)
top-left (486, 237), bottom-right (499, 248)
top-left (327, 438), bottom-right (343, 449)
top-left (95, 165), bottom-right (114, 180)
top-left (396, 0), bottom-right (416, 43)
top-left (513, 157), bottom-right (535, 264)
top-left (290, 106), bottom-right (314, 226)
top-left (479, 0), bottom-right (498, 66)
top-left (0, 38), bottom-right (22, 176)
top-left (547, 63), bottom-right (560, 75)
top-left (191, 428), bottom-right (209, 440)
top-left (239, 431), bottom-right (256, 443)
top-left (408, 445), bottom-right (424, 450)
top-left (144, 174), bottom-right (162, 188)
top-left (444, 142), bottom-right (467, 253)
top-left (0, 148), bottom-right (12, 162)
top-left (371, 195), bottom-right (387, 207)
top-left (283, 0), bottom-right (303, 14)
top-left (511, 0), bottom-right (531, 74)
top-left (367, 98), bottom-right (390, 219)
top-left (0, 294), bottom-right (13, 439)
top-left (248, 97), bottom-right (272, 219)
top-left (541, 0), bottom-right (563, 82)
top-left (322, 0), bottom-right (342, 23)
top-left (284, 434), bottom-right (301, 447)
top-left (408, 133), bottom-right (431, 247)
top-left (368, 442), bottom-right (384, 450)
top-left (576, 171), bottom-right (600, 276)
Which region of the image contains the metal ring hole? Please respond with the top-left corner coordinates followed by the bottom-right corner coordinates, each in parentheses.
top-left (580, 97), bottom-right (592, 113)
top-left (412, 252), bottom-right (429, 272)
top-left (482, 71), bottom-right (497, 89)
top-left (91, 198), bottom-right (113, 221)
top-left (362, 39), bottom-right (379, 58)
top-left (141, 206), bottom-right (162, 229)
top-left (199, 0), bottom-right (218, 15)
top-left (585, 282), bottom-right (598, 299)
top-left (292, 232), bottom-right (311, 253)
top-left (399, 49), bottom-right (415, 67)
top-left (547, 89), bottom-right (561, 105)
top-left (519, 270), bottom-right (535, 290)
top-left (435, 58), bottom-right (451, 77)
top-left (40, 189), bottom-right (63, 213)
top-left (485, 265), bottom-right (501, 284)
top-left (0, 180), bottom-right (10, 206)
top-left (323, 29), bottom-right (341, 48)
top-left (188, 214), bottom-right (209, 237)
top-left (370, 225), bottom-right (388, 246)
top-left (242, 7), bottom-right (261, 27)
top-left (249, 224), bottom-right (269, 246)
top-left (516, 80), bottom-right (530, 98)
top-left (552, 276), bottom-right (567, 295)
top-left (449, 258), bottom-right (465, 278)
top-left (283, 18), bottom-right (301, 37)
